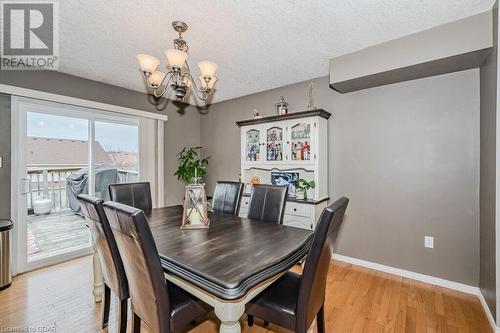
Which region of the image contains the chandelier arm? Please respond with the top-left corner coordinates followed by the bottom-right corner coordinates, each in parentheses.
top-left (145, 70), bottom-right (174, 89)
top-left (183, 70), bottom-right (205, 93)
top-left (145, 79), bottom-right (156, 89)
top-left (152, 73), bottom-right (174, 98)
top-left (183, 72), bottom-right (209, 101)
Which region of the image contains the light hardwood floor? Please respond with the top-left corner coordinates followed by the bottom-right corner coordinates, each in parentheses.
top-left (0, 256), bottom-right (491, 333)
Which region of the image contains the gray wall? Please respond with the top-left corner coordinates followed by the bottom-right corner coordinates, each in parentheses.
top-left (200, 70), bottom-right (480, 285)
top-left (164, 108), bottom-right (201, 205)
top-left (330, 10), bottom-right (492, 93)
top-left (479, 1), bottom-right (498, 321)
top-left (0, 71), bottom-right (202, 207)
top-left (0, 94), bottom-right (11, 218)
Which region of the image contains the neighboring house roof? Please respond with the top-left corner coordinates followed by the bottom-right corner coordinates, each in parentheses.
top-left (27, 137), bottom-right (118, 166)
top-left (107, 151), bottom-right (139, 167)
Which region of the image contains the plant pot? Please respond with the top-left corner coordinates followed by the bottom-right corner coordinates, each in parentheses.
top-left (296, 192), bottom-right (305, 200)
top-left (190, 176), bottom-right (203, 185)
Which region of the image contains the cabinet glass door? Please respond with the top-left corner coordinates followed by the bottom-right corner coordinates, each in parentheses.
top-left (245, 128), bottom-right (261, 162)
top-left (266, 126), bottom-right (283, 161)
top-left (290, 121), bottom-right (312, 161)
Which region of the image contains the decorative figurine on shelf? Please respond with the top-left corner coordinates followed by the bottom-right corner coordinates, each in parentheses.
top-left (246, 176), bottom-right (261, 195)
top-left (250, 176), bottom-right (261, 185)
top-left (253, 109), bottom-right (262, 119)
top-left (307, 82), bottom-right (316, 110)
top-left (275, 96), bottom-right (289, 115)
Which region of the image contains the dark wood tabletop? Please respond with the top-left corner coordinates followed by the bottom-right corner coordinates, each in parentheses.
top-left (146, 206), bottom-right (314, 300)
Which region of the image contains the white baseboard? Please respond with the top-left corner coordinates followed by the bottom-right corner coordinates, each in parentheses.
top-left (477, 289), bottom-right (500, 333)
top-left (332, 253), bottom-right (499, 332)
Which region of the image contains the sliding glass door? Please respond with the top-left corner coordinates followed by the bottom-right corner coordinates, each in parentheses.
top-left (14, 98), bottom-right (139, 272)
top-left (25, 112), bottom-right (91, 263)
top-left (94, 121), bottom-right (139, 199)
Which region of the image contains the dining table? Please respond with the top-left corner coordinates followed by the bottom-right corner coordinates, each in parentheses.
top-left (92, 205), bottom-right (314, 333)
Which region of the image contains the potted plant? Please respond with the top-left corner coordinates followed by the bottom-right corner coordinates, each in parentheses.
top-left (174, 146), bottom-right (210, 184)
top-left (294, 179), bottom-right (316, 200)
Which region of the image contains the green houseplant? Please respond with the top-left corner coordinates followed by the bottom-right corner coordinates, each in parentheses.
top-left (174, 146), bottom-right (210, 184)
top-left (294, 179), bottom-right (316, 200)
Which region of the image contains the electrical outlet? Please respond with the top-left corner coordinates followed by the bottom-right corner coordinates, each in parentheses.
top-left (424, 236), bottom-right (434, 249)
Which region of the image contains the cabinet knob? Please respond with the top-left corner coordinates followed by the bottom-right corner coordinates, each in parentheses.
top-left (293, 208), bottom-right (297, 212)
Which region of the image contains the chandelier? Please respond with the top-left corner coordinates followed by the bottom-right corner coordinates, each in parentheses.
top-left (136, 21), bottom-right (218, 102)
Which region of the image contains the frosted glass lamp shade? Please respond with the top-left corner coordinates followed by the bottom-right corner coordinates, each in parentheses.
top-left (149, 71), bottom-right (166, 87)
top-left (199, 75), bottom-right (217, 90)
top-left (164, 49), bottom-right (188, 68)
top-left (198, 61), bottom-right (217, 78)
top-left (137, 54), bottom-right (160, 74)
top-left (208, 76), bottom-right (218, 89)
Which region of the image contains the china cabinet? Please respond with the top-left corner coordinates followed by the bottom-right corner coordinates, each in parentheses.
top-left (236, 109), bottom-right (331, 230)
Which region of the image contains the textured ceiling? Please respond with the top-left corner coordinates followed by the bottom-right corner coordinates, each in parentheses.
top-left (59, 0), bottom-right (494, 105)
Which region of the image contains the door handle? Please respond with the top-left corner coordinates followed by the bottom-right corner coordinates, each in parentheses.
top-left (20, 177), bottom-right (30, 195)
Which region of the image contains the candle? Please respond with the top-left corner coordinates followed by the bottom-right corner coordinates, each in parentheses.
top-left (187, 204), bottom-right (205, 225)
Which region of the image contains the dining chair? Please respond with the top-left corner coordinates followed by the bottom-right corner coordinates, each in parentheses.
top-left (247, 184), bottom-right (288, 224)
top-left (246, 196), bottom-right (349, 333)
top-left (212, 181), bottom-right (244, 216)
top-left (103, 201), bottom-right (212, 333)
top-left (108, 182), bottom-right (152, 213)
top-left (77, 194), bottom-right (129, 333)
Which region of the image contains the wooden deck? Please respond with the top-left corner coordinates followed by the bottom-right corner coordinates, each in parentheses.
top-left (27, 209), bottom-right (90, 260)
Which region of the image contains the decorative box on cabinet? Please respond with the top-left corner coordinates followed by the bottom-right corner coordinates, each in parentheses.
top-left (236, 109), bottom-right (331, 230)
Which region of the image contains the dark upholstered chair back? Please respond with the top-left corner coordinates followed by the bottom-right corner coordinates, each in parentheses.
top-left (212, 181), bottom-right (244, 216)
top-left (77, 194), bottom-right (128, 300)
top-left (103, 201), bottom-right (171, 333)
top-left (296, 197), bottom-right (349, 332)
top-left (108, 182), bottom-right (153, 213)
top-left (247, 184), bottom-right (288, 224)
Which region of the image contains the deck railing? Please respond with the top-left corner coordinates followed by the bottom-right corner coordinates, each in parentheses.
top-left (27, 166), bottom-right (138, 212)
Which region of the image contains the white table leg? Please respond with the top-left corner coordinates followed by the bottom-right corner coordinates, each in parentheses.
top-left (214, 302), bottom-right (245, 333)
top-left (164, 271), bottom-right (284, 333)
top-left (92, 252), bottom-right (104, 303)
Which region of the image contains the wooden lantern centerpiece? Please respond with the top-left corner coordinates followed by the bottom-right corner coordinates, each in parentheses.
top-left (181, 178), bottom-right (210, 229)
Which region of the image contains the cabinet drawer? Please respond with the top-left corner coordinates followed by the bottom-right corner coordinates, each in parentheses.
top-left (283, 215), bottom-right (314, 230)
top-left (285, 202), bottom-right (311, 218)
top-left (240, 198), bottom-right (250, 209)
top-left (239, 208), bottom-right (248, 218)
